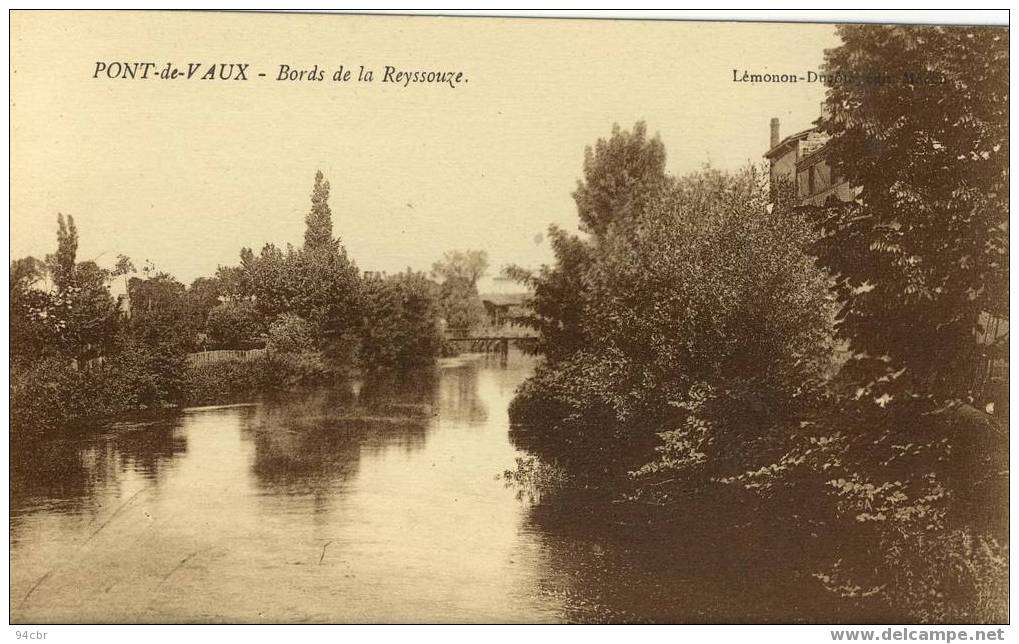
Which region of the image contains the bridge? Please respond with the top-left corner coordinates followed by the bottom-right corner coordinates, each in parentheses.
top-left (444, 332), bottom-right (539, 363)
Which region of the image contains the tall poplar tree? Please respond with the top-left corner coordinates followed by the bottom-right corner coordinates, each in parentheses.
top-left (47, 213), bottom-right (78, 293)
top-left (304, 170), bottom-right (336, 251)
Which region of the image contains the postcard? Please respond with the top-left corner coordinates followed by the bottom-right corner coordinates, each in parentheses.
top-left (8, 10), bottom-right (1009, 628)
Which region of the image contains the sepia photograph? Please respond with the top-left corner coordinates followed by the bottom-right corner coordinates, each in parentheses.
top-left (6, 8), bottom-right (1010, 631)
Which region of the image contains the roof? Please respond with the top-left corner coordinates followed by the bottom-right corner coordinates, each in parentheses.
top-left (480, 293), bottom-right (528, 307)
top-left (796, 135), bottom-right (834, 167)
top-left (763, 127), bottom-right (815, 160)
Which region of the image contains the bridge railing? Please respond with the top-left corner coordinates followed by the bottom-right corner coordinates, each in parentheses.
top-left (187, 348), bottom-right (267, 367)
top-left (442, 327), bottom-right (539, 340)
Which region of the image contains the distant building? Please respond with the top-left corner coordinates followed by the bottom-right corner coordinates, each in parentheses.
top-left (479, 293), bottom-right (530, 328)
top-left (764, 117), bottom-right (856, 206)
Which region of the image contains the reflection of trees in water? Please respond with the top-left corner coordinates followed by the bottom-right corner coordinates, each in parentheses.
top-left (513, 496), bottom-right (667, 624)
top-left (357, 368), bottom-right (438, 453)
top-left (110, 419), bottom-right (189, 478)
top-left (10, 416), bottom-right (187, 521)
top-left (437, 363), bottom-right (488, 425)
top-left (517, 493), bottom-right (861, 624)
top-left (243, 374), bottom-right (438, 495)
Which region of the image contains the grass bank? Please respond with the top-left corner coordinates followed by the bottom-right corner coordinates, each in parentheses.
top-left (10, 350), bottom-right (336, 434)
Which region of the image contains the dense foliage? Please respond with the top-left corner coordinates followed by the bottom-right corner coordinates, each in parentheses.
top-left (126, 271), bottom-right (199, 350)
top-left (206, 300), bottom-right (265, 348)
top-left (509, 48), bottom-right (1008, 619)
top-left (10, 341), bottom-right (189, 432)
top-left (511, 150), bottom-right (836, 480)
top-left (10, 171), bottom-right (449, 433)
top-left (265, 313), bottom-right (316, 354)
top-left (572, 121), bottom-right (670, 238)
top-left (432, 250), bottom-right (489, 332)
top-left (360, 270), bottom-right (444, 369)
top-left (182, 353), bottom-right (331, 406)
top-left (504, 227), bottom-right (593, 362)
top-left (10, 216), bottom-right (120, 367)
top-left (795, 24), bottom-right (1008, 620)
top-left (812, 25), bottom-right (1009, 402)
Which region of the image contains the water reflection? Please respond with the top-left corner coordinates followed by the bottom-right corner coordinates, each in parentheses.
top-left (11, 417), bottom-right (187, 529)
top-left (515, 479), bottom-right (876, 623)
top-left (437, 361), bottom-right (489, 425)
top-left (10, 352), bottom-right (565, 623)
top-left (10, 350), bottom-right (848, 624)
top-left (241, 375), bottom-right (439, 502)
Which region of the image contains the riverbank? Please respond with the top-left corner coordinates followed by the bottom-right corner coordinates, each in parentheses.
top-left (504, 398), bottom-right (1009, 623)
top-left (9, 350), bottom-right (340, 435)
top-left (10, 350), bottom-right (564, 623)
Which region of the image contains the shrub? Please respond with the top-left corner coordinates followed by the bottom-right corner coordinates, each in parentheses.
top-left (816, 493), bottom-right (1008, 622)
top-left (102, 339), bottom-right (189, 408)
top-left (501, 456), bottom-right (570, 503)
top-left (207, 300), bottom-right (264, 348)
top-left (713, 398), bottom-right (1009, 622)
top-left (182, 352), bottom-right (330, 405)
top-left (10, 340), bottom-right (188, 433)
top-left (266, 313), bottom-right (315, 354)
top-left (359, 270), bottom-right (442, 371)
top-left (10, 357), bottom-right (84, 433)
top-left (510, 167), bottom-right (837, 482)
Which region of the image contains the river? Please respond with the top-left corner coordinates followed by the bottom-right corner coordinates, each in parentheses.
top-left (10, 350), bottom-right (854, 624)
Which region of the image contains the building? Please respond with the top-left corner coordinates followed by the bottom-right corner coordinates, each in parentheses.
top-left (764, 117), bottom-right (856, 206)
top-left (479, 293), bottom-right (530, 328)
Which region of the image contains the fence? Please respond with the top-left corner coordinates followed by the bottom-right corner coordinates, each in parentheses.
top-left (187, 348), bottom-right (267, 367)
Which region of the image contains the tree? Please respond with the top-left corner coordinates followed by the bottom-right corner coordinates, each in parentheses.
top-left (507, 122), bottom-right (669, 362)
top-left (46, 213), bottom-right (78, 293)
top-left (435, 276), bottom-right (486, 332)
top-left (10, 256), bottom-right (48, 288)
top-left (388, 269), bottom-right (443, 366)
top-left (812, 25), bottom-right (1009, 401)
top-left (112, 254), bottom-right (135, 284)
top-left (431, 249), bottom-right (488, 289)
top-left (59, 260), bottom-right (121, 362)
top-left (33, 215), bottom-right (121, 363)
top-left (507, 123), bottom-right (837, 481)
top-left (511, 166), bottom-right (836, 479)
top-left (431, 249), bottom-right (488, 332)
top-left (10, 256), bottom-right (56, 364)
top-left (304, 170), bottom-right (336, 252)
top-left (572, 121), bottom-right (669, 238)
top-left (126, 271), bottom-right (198, 350)
top-left (12, 218), bottom-right (122, 365)
top-left (215, 263), bottom-right (249, 301)
top-left (206, 301), bottom-right (264, 348)
top-left (223, 172), bottom-right (361, 363)
top-left (235, 241), bottom-right (361, 351)
top-left (184, 276), bottom-right (224, 331)
top-left (504, 227), bottom-right (593, 362)
top-left (359, 270), bottom-right (442, 369)
top-left (265, 313), bottom-right (316, 354)
top-left (359, 276), bottom-right (405, 367)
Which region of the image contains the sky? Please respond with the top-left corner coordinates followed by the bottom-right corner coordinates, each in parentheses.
top-left (10, 12), bottom-right (841, 292)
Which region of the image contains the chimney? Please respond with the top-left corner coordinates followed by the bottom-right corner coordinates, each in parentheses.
top-left (770, 117), bottom-right (780, 148)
